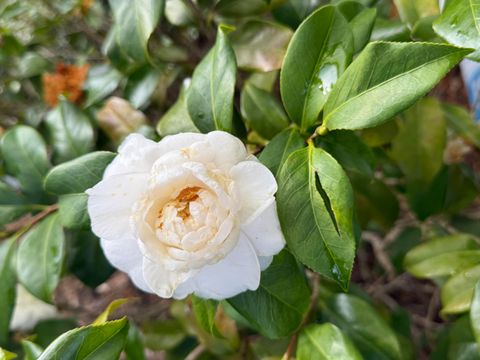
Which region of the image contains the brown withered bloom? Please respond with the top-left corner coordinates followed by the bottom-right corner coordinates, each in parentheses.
top-left (42, 63), bottom-right (89, 107)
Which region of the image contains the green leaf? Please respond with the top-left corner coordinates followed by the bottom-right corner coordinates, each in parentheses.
top-left (443, 102), bottom-right (480, 148)
top-left (277, 144), bottom-right (355, 288)
top-left (442, 264), bottom-right (480, 314)
top-left (16, 52), bottom-right (50, 79)
top-left (404, 234), bottom-right (479, 278)
top-left (258, 127), bottom-right (305, 177)
top-left (315, 130), bottom-right (376, 177)
top-left (45, 99), bottom-right (95, 164)
top-left (297, 323), bottom-right (362, 360)
top-left (433, 0), bottom-right (480, 61)
top-left (191, 296), bottom-right (221, 337)
top-left (125, 325), bottom-right (146, 360)
top-left (391, 97), bottom-right (446, 186)
top-left (280, 5), bottom-right (353, 131)
top-left (125, 67), bottom-right (162, 109)
top-left (227, 250), bottom-right (310, 339)
top-left (84, 64), bottom-right (122, 108)
top-left (93, 298), bottom-right (131, 325)
top-left (21, 340), bottom-right (43, 360)
top-left (142, 319), bottom-right (186, 351)
top-left (186, 25), bottom-right (237, 133)
top-left (0, 238), bottom-right (16, 346)
top-left (240, 82), bottom-right (289, 140)
top-left (0, 126), bottom-right (50, 201)
top-left (215, 0), bottom-right (272, 16)
top-left (67, 231), bottom-right (114, 288)
top-left (108, 0), bottom-right (164, 63)
top-left (58, 193), bottom-right (89, 230)
top-left (17, 214), bottom-right (65, 303)
top-left (0, 348), bottom-right (16, 360)
top-left (393, 0), bottom-right (439, 28)
top-left (230, 20), bottom-right (293, 72)
top-left (37, 318), bottom-right (129, 360)
top-left (351, 173), bottom-right (399, 231)
top-left (157, 83), bottom-right (198, 137)
top-left (337, 1), bottom-right (377, 53)
top-left (322, 42), bottom-right (471, 131)
top-left (0, 183), bottom-right (33, 229)
top-left (44, 151), bottom-right (116, 195)
top-left (471, 282), bottom-right (480, 347)
top-left (370, 19), bottom-right (410, 42)
top-left (322, 294), bottom-right (402, 360)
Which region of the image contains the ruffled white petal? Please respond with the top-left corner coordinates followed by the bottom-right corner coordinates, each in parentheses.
top-left (205, 131), bottom-right (248, 171)
top-left (258, 256), bottom-right (273, 270)
top-left (87, 173), bottom-right (148, 241)
top-left (241, 202), bottom-right (285, 257)
top-left (173, 233), bottom-right (261, 300)
top-left (143, 256), bottom-right (193, 298)
top-left (230, 160), bottom-right (277, 224)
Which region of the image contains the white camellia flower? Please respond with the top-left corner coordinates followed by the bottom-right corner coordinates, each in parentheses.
top-left (87, 131), bottom-right (285, 300)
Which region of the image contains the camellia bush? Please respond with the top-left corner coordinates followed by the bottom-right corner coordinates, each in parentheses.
top-left (2, 0), bottom-right (480, 359)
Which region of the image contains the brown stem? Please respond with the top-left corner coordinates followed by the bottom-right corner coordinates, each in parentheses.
top-left (5, 204), bottom-right (59, 236)
top-left (282, 273), bottom-right (320, 360)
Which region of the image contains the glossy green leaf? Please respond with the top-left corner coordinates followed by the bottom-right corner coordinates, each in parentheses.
top-left (38, 318), bottom-right (129, 360)
top-left (315, 130), bottom-right (376, 177)
top-left (215, 0), bottom-right (274, 16)
top-left (322, 294), bottom-right (402, 360)
top-left (93, 298), bottom-right (130, 325)
top-left (351, 173), bottom-right (399, 231)
top-left (277, 144), bottom-right (355, 288)
top-left (0, 183), bottom-right (33, 229)
top-left (230, 20), bottom-right (292, 72)
top-left (0, 238), bottom-right (16, 346)
top-left (322, 42), bottom-right (471, 131)
top-left (21, 340), bottom-right (43, 360)
top-left (272, 0), bottom-right (317, 28)
top-left (442, 264), bottom-right (480, 314)
top-left (84, 64), bottom-right (122, 108)
top-left (16, 52), bottom-right (50, 79)
top-left (407, 250), bottom-right (480, 279)
top-left (108, 0), bottom-right (164, 63)
top-left (360, 120), bottom-right (398, 147)
top-left (443, 102), bottom-right (480, 148)
top-left (391, 98), bottom-right (446, 186)
top-left (393, 0), bottom-right (439, 28)
top-left (297, 323), bottom-right (362, 360)
top-left (337, 1), bottom-right (377, 53)
top-left (240, 82), bottom-right (289, 140)
top-left (142, 319), bottom-right (186, 351)
top-left (191, 296), bottom-right (221, 337)
top-left (280, 5), bottom-right (353, 131)
top-left (433, 0), bottom-right (480, 61)
top-left (0, 126), bottom-right (50, 200)
top-left (157, 84), bottom-right (198, 137)
top-left (58, 193), bottom-right (89, 230)
top-left (404, 234), bottom-right (478, 278)
top-left (370, 19), bottom-right (410, 42)
top-left (471, 282), bottom-right (480, 346)
top-left (258, 127), bottom-right (305, 177)
top-left (44, 151), bottom-right (115, 195)
top-left (67, 231), bottom-right (114, 288)
top-left (17, 214), bottom-right (65, 303)
top-left (125, 67), bottom-right (162, 109)
top-left (227, 250), bottom-right (310, 339)
top-left (45, 99), bottom-right (95, 164)
top-left (125, 325), bottom-right (146, 360)
top-left (0, 348), bottom-right (16, 360)
top-left (186, 26), bottom-right (236, 133)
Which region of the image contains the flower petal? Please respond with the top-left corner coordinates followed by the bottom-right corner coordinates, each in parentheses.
top-left (241, 202), bottom-right (285, 257)
top-left (230, 160), bottom-right (277, 224)
top-left (87, 173), bottom-right (148, 241)
top-left (174, 233), bottom-right (261, 300)
top-left (205, 131), bottom-right (248, 171)
top-left (104, 134), bottom-right (163, 177)
top-left (100, 237), bottom-right (152, 293)
top-left (143, 256), bottom-right (192, 298)
top-left (258, 256), bottom-right (273, 270)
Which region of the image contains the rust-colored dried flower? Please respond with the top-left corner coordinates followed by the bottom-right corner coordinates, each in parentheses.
top-left (42, 63), bottom-right (89, 107)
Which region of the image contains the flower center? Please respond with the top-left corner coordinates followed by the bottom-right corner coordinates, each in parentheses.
top-left (155, 186), bottom-right (203, 230)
